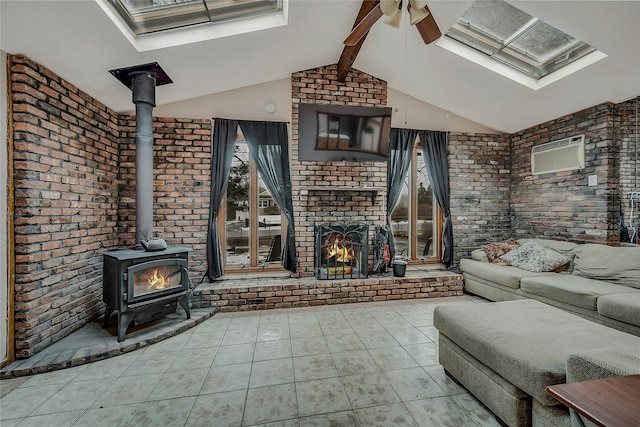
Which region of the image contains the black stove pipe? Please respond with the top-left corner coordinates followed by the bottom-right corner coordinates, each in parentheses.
top-left (131, 72), bottom-right (156, 245)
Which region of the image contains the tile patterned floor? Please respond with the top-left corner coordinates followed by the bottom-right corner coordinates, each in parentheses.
top-left (0, 296), bottom-right (501, 426)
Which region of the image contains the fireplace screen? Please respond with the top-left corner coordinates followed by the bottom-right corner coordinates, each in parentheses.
top-left (315, 223), bottom-right (369, 280)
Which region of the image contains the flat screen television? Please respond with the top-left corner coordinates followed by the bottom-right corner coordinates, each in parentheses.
top-left (298, 103), bottom-right (392, 162)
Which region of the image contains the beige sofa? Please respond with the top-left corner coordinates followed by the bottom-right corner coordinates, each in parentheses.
top-left (434, 300), bottom-right (640, 427)
top-left (460, 239), bottom-right (640, 336)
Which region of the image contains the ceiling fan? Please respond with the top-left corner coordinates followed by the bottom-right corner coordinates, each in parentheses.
top-left (343, 0), bottom-right (442, 47)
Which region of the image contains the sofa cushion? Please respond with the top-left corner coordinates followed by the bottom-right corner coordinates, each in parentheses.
top-left (573, 244), bottom-right (640, 289)
top-left (471, 249), bottom-right (489, 263)
top-left (597, 293), bottom-right (640, 327)
top-left (566, 348), bottom-right (640, 383)
top-left (499, 241), bottom-right (569, 273)
top-left (520, 275), bottom-right (640, 310)
top-left (460, 258), bottom-right (556, 289)
top-left (482, 238), bottom-right (520, 265)
top-left (433, 300), bottom-right (640, 406)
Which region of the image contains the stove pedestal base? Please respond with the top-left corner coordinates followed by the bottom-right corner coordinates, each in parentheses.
top-left (103, 292), bottom-right (191, 342)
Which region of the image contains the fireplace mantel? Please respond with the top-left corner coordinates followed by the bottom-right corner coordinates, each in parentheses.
top-left (309, 186), bottom-right (383, 192)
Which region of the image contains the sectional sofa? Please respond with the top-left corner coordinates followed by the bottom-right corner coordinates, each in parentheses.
top-left (459, 238), bottom-right (640, 336)
top-left (435, 239), bottom-right (640, 426)
top-left (434, 299), bottom-right (640, 427)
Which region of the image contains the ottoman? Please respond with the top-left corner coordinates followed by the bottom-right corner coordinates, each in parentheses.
top-left (433, 300), bottom-right (640, 427)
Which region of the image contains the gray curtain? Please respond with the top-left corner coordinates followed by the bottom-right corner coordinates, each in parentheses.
top-left (206, 119), bottom-right (238, 280)
top-left (238, 120), bottom-right (297, 272)
top-left (387, 128), bottom-right (418, 261)
top-left (419, 130), bottom-right (453, 267)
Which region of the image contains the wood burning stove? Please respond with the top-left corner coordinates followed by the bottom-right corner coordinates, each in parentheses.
top-left (103, 247), bottom-right (191, 342)
top-left (103, 64), bottom-right (188, 342)
top-left (315, 223), bottom-right (369, 280)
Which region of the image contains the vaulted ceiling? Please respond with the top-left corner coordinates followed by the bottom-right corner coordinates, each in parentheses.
top-left (1, 1), bottom-right (639, 133)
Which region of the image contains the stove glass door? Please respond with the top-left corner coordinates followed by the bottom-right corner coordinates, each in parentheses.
top-left (129, 259), bottom-right (186, 300)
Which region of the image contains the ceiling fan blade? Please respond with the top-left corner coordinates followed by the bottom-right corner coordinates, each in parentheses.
top-left (414, 4), bottom-right (441, 44)
top-left (344, 4), bottom-right (383, 46)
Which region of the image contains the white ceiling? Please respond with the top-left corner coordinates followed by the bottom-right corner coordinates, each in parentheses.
top-left (1, 0), bottom-right (639, 134)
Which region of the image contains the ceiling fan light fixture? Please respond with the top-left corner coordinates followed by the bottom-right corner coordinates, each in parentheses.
top-left (383, 11), bottom-right (402, 28)
top-left (408, 4), bottom-right (430, 26)
top-left (380, 0), bottom-right (402, 17)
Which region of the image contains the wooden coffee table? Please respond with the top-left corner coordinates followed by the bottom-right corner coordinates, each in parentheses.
top-left (546, 374), bottom-right (640, 427)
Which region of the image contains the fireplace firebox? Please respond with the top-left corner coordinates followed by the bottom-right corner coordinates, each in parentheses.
top-left (103, 246), bottom-right (192, 342)
top-left (315, 223), bottom-right (369, 280)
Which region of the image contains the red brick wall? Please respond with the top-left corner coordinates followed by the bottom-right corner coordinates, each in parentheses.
top-left (449, 132), bottom-right (512, 261)
top-left (117, 116), bottom-right (212, 279)
top-left (11, 56), bottom-right (120, 358)
top-left (449, 98), bottom-right (639, 257)
top-left (290, 65), bottom-right (388, 276)
top-left (510, 103), bottom-right (620, 243)
top-left (10, 56), bottom-right (212, 359)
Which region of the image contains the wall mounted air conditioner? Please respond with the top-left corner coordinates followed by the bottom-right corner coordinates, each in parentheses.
top-left (531, 134), bottom-right (585, 175)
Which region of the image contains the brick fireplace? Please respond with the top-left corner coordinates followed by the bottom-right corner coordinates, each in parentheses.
top-left (290, 65), bottom-right (388, 277)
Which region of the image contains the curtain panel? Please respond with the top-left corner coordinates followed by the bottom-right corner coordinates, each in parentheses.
top-left (419, 130), bottom-right (453, 267)
top-left (206, 119), bottom-right (238, 280)
top-left (386, 128), bottom-right (418, 262)
top-left (238, 120), bottom-right (297, 272)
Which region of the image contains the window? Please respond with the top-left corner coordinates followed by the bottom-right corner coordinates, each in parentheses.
top-left (97, 0), bottom-right (287, 51)
top-left (219, 140), bottom-right (285, 270)
top-left (106, 0), bottom-right (281, 35)
top-left (390, 142), bottom-right (442, 262)
top-left (440, 0), bottom-right (605, 88)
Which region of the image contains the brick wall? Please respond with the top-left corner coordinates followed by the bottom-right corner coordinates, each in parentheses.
top-left (449, 132), bottom-right (511, 261)
top-left (291, 65), bottom-right (388, 276)
top-left (11, 56), bottom-right (120, 358)
top-left (618, 97), bottom-right (639, 243)
top-left (117, 116), bottom-right (212, 279)
top-left (510, 103), bottom-right (620, 243)
top-left (10, 55), bottom-right (213, 359)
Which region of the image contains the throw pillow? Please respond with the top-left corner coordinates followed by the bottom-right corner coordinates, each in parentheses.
top-left (573, 244), bottom-right (640, 288)
top-left (499, 240), bottom-right (569, 272)
top-left (482, 238), bottom-right (520, 266)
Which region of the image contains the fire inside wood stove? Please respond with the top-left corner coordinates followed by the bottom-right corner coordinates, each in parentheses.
top-left (134, 265), bottom-right (182, 296)
top-left (315, 223), bottom-right (369, 280)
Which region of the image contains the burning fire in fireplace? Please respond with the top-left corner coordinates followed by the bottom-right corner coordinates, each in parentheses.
top-left (325, 238), bottom-right (356, 263)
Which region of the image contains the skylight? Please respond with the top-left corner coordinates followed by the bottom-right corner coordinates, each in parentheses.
top-left (439, 0), bottom-right (606, 89)
top-left (109, 0), bottom-right (281, 35)
top-left (97, 0), bottom-right (287, 51)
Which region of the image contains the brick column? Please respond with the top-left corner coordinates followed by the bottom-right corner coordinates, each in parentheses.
top-left (290, 65), bottom-right (388, 276)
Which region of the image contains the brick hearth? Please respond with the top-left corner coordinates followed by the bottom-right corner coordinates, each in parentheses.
top-left (193, 268), bottom-right (463, 312)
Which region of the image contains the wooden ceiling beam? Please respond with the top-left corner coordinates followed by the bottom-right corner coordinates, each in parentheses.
top-left (337, 0), bottom-right (380, 83)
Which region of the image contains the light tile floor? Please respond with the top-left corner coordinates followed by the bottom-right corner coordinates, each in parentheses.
top-left (0, 296), bottom-right (501, 426)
